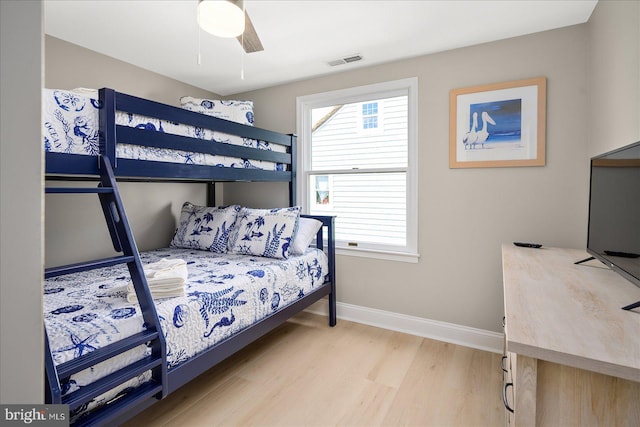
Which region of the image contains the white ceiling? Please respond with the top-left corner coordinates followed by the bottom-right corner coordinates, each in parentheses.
top-left (44, 0), bottom-right (598, 96)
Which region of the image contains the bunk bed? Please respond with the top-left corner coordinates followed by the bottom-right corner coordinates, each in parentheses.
top-left (43, 88), bottom-right (337, 426)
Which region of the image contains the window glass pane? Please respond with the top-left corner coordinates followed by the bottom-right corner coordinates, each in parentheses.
top-left (363, 116), bottom-right (378, 129)
top-left (314, 175), bottom-right (331, 206)
top-left (309, 172), bottom-right (407, 247)
top-left (311, 95), bottom-right (407, 171)
top-left (362, 102), bottom-right (378, 116)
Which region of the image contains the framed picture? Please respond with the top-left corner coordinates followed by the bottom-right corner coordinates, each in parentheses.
top-left (449, 77), bottom-right (546, 168)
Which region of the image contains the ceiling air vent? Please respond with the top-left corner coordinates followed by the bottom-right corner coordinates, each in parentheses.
top-left (328, 54), bottom-right (363, 67)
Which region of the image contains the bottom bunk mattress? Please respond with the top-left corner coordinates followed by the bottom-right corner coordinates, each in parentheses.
top-left (43, 247), bottom-right (328, 417)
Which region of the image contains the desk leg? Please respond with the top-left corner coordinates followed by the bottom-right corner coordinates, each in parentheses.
top-left (514, 354), bottom-right (537, 427)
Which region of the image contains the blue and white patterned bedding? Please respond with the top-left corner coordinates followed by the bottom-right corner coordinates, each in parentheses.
top-left (42, 89), bottom-right (285, 170)
top-left (43, 247), bottom-right (327, 417)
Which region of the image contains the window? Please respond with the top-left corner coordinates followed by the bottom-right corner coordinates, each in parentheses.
top-left (297, 78), bottom-right (418, 262)
top-left (358, 101), bottom-right (383, 135)
top-left (361, 102), bottom-right (379, 129)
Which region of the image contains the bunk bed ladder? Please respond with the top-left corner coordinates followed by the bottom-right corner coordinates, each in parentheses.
top-left (44, 155), bottom-right (167, 426)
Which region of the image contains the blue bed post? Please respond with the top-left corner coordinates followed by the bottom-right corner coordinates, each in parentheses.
top-left (206, 182), bottom-right (216, 207)
top-left (325, 216), bottom-right (337, 326)
top-left (99, 88), bottom-right (116, 168)
top-left (44, 330), bottom-right (62, 404)
top-left (289, 134), bottom-right (297, 206)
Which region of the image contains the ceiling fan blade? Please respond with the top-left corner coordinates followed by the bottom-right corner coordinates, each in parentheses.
top-left (237, 10), bottom-right (263, 53)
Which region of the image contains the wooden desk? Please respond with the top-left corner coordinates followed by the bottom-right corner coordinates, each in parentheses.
top-left (502, 244), bottom-right (640, 426)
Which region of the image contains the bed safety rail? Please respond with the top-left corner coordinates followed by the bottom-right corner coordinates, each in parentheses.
top-left (44, 155), bottom-right (167, 426)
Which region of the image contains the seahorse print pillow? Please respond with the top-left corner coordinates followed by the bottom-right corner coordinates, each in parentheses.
top-left (227, 206), bottom-right (301, 259)
top-left (170, 203), bottom-right (241, 253)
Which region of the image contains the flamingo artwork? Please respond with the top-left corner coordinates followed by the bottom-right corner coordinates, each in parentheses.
top-left (474, 111), bottom-right (496, 148)
top-left (462, 111), bottom-right (478, 150)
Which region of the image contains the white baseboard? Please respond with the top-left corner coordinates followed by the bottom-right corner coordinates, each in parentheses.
top-left (305, 299), bottom-right (503, 354)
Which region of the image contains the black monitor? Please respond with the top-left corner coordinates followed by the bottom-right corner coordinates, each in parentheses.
top-left (586, 141), bottom-right (640, 310)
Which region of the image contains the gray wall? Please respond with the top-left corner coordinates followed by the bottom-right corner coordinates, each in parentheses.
top-left (45, 36), bottom-right (221, 107)
top-left (1, 1), bottom-right (44, 403)
top-left (229, 26), bottom-right (592, 333)
top-left (44, 36), bottom-right (217, 267)
top-left (587, 0), bottom-right (640, 156)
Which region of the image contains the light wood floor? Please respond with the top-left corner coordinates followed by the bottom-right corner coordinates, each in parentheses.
top-left (123, 312), bottom-right (503, 426)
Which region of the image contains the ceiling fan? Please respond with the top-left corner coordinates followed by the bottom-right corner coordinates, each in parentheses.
top-left (198, 0), bottom-right (264, 53)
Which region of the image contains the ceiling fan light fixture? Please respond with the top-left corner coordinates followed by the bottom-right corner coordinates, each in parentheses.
top-left (198, 0), bottom-right (245, 38)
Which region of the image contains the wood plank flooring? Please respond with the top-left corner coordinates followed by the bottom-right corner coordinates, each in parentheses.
top-left (123, 312), bottom-right (503, 426)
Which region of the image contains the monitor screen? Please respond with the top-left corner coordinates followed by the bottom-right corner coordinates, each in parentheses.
top-left (587, 141), bottom-right (640, 289)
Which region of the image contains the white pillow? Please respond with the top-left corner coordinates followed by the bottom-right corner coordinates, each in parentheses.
top-left (170, 203), bottom-right (240, 253)
top-left (71, 87), bottom-right (99, 99)
top-left (290, 217), bottom-right (323, 255)
top-left (227, 207), bottom-right (301, 259)
top-left (180, 96), bottom-right (254, 126)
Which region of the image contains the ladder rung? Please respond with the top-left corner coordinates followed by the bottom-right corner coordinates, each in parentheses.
top-left (45, 255), bottom-right (135, 278)
top-left (46, 187), bottom-right (114, 194)
top-left (72, 381), bottom-right (162, 427)
top-left (63, 355), bottom-right (163, 411)
top-left (56, 330), bottom-right (160, 379)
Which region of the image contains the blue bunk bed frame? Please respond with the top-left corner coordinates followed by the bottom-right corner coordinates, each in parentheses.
top-left (44, 88), bottom-right (337, 426)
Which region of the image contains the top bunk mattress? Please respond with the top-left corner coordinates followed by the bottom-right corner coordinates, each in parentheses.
top-left (42, 88), bottom-right (287, 172)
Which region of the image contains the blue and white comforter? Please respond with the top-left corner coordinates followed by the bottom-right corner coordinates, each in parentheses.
top-left (42, 89), bottom-right (285, 170)
top-left (43, 247), bottom-right (327, 417)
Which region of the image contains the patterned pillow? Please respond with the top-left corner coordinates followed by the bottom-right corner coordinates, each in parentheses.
top-left (227, 207), bottom-right (301, 259)
top-left (179, 96), bottom-right (254, 126)
top-left (170, 203), bottom-right (241, 253)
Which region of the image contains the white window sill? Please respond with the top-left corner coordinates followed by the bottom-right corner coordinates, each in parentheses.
top-left (336, 247), bottom-right (420, 263)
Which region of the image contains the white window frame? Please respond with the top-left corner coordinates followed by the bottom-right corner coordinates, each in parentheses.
top-left (296, 78), bottom-right (419, 263)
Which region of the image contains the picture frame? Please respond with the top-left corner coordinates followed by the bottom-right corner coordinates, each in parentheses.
top-left (449, 77), bottom-right (546, 168)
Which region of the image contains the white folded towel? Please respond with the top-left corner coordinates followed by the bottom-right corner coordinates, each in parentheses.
top-left (126, 284), bottom-right (186, 303)
top-left (126, 258), bottom-right (188, 302)
top-left (142, 258), bottom-right (188, 282)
